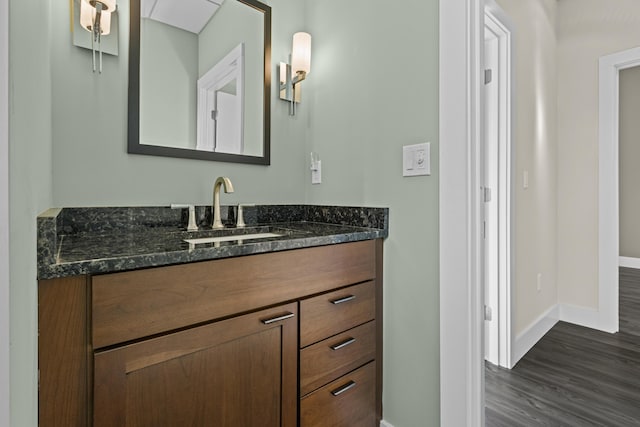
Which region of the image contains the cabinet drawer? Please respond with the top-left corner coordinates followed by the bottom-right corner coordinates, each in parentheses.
top-left (300, 362), bottom-right (376, 427)
top-left (300, 281), bottom-right (375, 348)
top-left (91, 241), bottom-right (375, 348)
top-left (300, 321), bottom-right (375, 396)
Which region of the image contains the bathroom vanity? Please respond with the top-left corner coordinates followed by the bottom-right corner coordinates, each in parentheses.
top-left (37, 205), bottom-right (387, 426)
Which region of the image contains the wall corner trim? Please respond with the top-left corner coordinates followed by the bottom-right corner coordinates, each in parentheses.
top-left (439, 0), bottom-right (485, 424)
top-left (512, 305), bottom-right (559, 367)
top-left (439, 0), bottom-right (484, 425)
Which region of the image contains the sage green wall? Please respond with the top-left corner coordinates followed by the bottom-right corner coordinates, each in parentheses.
top-left (303, 1), bottom-right (440, 425)
top-left (140, 19), bottom-right (198, 148)
top-left (619, 66), bottom-right (640, 259)
top-left (9, 0), bottom-right (53, 425)
top-left (51, 0), bottom-right (308, 207)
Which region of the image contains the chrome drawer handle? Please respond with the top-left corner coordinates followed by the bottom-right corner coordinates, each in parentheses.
top-left (330, 337), bottom-right (356, 351)
top-left (261, 312), bottom-right (295, 325)
top-left (331, 380), bottom-right (356, 396)
top-left (330, 295), bottom-right (356, 305)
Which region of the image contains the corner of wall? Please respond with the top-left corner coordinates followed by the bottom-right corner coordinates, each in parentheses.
top-left (9, 0), bottom-right (54, 425)
top-left (512, 304), bottom-right (559, 367)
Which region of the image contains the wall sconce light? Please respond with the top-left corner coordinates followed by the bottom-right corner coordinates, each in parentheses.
top-left (279, 32), bottom-right (312, 116)
top-left (79, 0), bottom-right (117, 73)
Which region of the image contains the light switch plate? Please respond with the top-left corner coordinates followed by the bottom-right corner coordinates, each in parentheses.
top-left (403, 143), bottom-right (431, 177)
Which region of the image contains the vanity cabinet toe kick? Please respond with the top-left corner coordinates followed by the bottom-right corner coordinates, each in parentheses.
top-left (38, 239), bottom-right (384, 427)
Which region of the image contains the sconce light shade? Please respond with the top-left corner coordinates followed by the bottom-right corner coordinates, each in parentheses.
top-left (87, 0), bottom-right (117, 12)
top-left (80, 0), bottom-right (93, 31)
top-left (99, 11), bottom-right (112, 35)
top-left (280, 31), bottom-right (312, 116)
top-left (291, 32), bottom-right (311, 75)
top-left (80, 0), bottom-right (112, 35)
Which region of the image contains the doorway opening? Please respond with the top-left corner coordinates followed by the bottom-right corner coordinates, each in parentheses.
top-left (598, 46), bottom-right (640, 335)
top-left (483, 1), bottom-right (514, 370)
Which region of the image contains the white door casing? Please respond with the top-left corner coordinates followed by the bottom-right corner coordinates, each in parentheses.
top-left (598, 46), bottom-right (640, 334)
top-left (483, 30), bottom-right (500, 366)
top-left (196, 43), bottom-right (244, 153)
top-left (484, 1), bottom-right (515, 370)
top-left (439, 0), bottom-right (484, 425)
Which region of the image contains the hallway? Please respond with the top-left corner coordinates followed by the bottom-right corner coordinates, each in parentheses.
top-left (485, 269), bottom-right (640, 426)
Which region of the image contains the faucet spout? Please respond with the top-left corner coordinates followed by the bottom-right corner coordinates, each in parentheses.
top-left (212, 177), bottom-right (234, 229)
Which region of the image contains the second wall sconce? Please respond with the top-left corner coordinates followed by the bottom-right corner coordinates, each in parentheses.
top-left (74, 0), bottom-right (118, 74)
top-left (279, 32), bottom-right (312, 116)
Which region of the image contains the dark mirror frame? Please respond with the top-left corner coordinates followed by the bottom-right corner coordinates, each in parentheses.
top-left (127, 0), bottom-right (271, 165)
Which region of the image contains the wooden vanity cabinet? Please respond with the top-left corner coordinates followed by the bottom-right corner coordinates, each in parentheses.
top-left (38, 239), bottom-right (383, 427)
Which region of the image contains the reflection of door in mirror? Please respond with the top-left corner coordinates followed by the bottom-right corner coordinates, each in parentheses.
top-left (139, 0), bottom-right (264, 157)
top-left (196, 44), bottom-right (244, 154)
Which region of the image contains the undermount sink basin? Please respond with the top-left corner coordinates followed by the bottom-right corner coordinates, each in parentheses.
top-left (185, 232), bottom-right (283, 245)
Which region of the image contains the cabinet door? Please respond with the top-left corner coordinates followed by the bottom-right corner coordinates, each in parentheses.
top-left (93, 303), bottom-right (297, 427)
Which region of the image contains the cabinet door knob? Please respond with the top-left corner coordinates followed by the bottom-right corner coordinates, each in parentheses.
top-left (261, 312), bottom-right (295, 325)
top-left (330, 337), bottom-right (356, 351)
top-left (330, 295), bottom-right (356, 305)
top-left (331, 380), bottom-right (357, 396)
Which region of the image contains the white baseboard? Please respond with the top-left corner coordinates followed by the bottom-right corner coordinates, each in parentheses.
top-left (512, 305), bottom-right (559, 366)
top-left (619, 256), bottom-right (640, 269)
top-left (559, 303), bottom-right (609, 331)
top-left (380, 420), bottom-right (395, 427)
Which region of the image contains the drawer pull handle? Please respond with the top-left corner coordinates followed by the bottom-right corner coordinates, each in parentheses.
top-left (261, 312), bottom-right (295, 325)
top-left (331, 380), bottom-right (357, 396)
top-left (330, 295), bottom-right (356, 305)
top-left (330, 337), bottom-right (356, 351)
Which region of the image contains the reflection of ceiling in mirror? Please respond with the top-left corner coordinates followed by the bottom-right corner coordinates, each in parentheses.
top-left (141, 0), bottom-right (225, 34)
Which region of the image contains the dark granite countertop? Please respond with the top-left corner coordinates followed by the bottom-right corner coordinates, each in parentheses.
top-left (37, 205), bottom-right (389, 279)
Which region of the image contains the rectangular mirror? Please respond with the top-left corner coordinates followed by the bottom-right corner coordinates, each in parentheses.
top-left (128, 0), bottom-right (271, 165)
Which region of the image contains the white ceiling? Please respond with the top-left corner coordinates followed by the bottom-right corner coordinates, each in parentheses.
top-left (141, 0), bottom-right (225, 34)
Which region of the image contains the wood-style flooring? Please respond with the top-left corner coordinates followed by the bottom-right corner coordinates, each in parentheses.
top-left (485, 268), bottom-right (640, 426)
top-left (620, 267), bottom-right (640, 336)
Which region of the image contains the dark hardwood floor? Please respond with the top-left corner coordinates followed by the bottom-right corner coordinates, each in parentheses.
top-left (620, 267), bottom-right (640, 336)
top-left (486, 268), bottom-right (640, 426)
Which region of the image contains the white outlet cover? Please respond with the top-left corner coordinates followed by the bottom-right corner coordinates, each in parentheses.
top-left (311, 160), bottom-right (322, 184)
top-left (403, 143), bottom-right (431, 177)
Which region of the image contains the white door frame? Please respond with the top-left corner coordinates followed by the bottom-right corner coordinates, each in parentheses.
top-left (439, 0), bottom-right (484, 425)
top-left (1, 0), bottom-right (10, 422)
top-left (483, 26), bottom-right (499, 366)
top-left (196, 43), bottom-right (245, 153)
top-left (598, 47), bottom-right (640, 334)
top-left (483, 1), bottom-right (514, 370)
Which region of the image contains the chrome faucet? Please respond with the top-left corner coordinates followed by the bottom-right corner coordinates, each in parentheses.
top-left (212, 177), bottom-right (234, 229)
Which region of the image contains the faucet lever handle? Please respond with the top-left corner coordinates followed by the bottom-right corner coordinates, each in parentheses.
top-left (171, 204), bottom-right (199, 232)
top-left (236, 204), bottom-right (255, 228)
